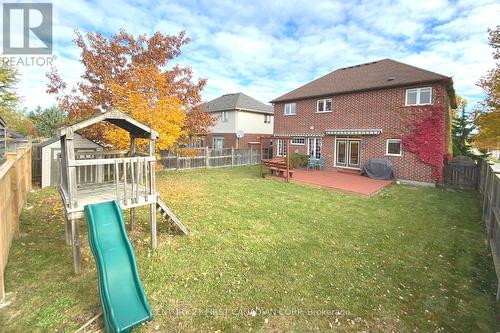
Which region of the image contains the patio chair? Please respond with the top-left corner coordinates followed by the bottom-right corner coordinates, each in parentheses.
top-left (317, 156), bottom-right (326, 170)
top-left (307, 158), bottom-right (318, 170)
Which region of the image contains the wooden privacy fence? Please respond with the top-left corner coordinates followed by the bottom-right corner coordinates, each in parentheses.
top-left (478, 159), bottom-right (500, 300)
top-left (443, 156), bottom-right (479, 189)
top-left (0, 146), bottom-right (32, 303)
top-left (159, 147), bottom-right (268, 170)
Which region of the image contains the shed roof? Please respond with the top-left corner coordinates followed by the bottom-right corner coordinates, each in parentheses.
top-left (58, 110), bottom-right (159, 139)
top-left (206, 93), bottom-right (273, 114)
top-left (271, 59), bottom-right (456, 107)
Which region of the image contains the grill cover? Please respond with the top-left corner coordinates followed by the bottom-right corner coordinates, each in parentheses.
top-left (361, 158), bottom-right (395, 180)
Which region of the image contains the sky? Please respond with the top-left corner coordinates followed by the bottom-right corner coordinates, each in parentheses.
top-left (5, 0), bottom-right (500, 111)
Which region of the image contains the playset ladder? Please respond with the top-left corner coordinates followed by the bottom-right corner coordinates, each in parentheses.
top-left (156, 197), bottom-right (189, 235)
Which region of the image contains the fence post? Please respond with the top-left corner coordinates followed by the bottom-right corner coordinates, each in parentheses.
top-left (231, 148), bottom-right (235, 166)
top-left (176, 153), bottom-right (180, 170)
top-left (205, 146), bottom-right (209, 168)
top-left (250, 147), bottom-right (253, 164)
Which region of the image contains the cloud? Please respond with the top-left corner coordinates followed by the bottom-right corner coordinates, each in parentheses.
top-left (6, 0), bottom-right (499, 110)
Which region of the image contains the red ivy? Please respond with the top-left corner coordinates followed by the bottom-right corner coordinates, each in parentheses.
top-left (401, 104), bottom-right (446, 182)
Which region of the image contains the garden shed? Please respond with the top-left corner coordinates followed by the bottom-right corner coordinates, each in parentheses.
top-left (40, 133), bottom-right (103, 188)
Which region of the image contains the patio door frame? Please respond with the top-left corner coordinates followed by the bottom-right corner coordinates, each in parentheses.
top-left (334, 137), bottom-right (361, 169)
top-left (307, 137), bottom-right (322, 159)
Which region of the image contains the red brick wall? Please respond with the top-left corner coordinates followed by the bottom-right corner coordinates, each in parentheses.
top-left (273, 83), bottom-right (450, 183)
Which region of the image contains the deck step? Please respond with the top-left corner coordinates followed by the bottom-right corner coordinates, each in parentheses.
top-left (336, 168), bottom-right (361, 175)
top-left (156, 197), bottom-right (189, 235)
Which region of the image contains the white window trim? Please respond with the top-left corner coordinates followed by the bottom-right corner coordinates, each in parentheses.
top-left (316, 98), bottom-right (332, 113)
top-left (264, 114), bottom-right (272, 123)
top-left (291, 137), bottom-right (305, 145)
top-left (276, 139), bottom-right (287, 157)
top-left (385, 139), bottom-right (403, 156)
top-left (284, 103), bottom-right (296, 116)
top-left (405, 87), bottom-right (432, 106)
top-left (213, 136), bottom-right (225, 149)
top-left (220, 111), bottom-right (228, 122)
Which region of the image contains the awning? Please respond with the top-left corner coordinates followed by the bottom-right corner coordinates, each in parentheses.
top-left (274, 133), bottom-right (324, 137)
top-left (324, 129), bottom-right (382, 135)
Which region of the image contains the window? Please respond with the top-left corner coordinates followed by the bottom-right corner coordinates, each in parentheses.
top-left (405, 87), bottom-right (432, 106)
top-left (277, 139), bottom-right (287, 157)
top-left (291, 137), bottom-right (305, 145)
top-left (213, 137), bottom-right (224, 149)
top-left (284, 103), bottom-right (296, 115)
top-left (220, 111), bottom-right (228, 122)
top-left (264, 114), bottom-right (272, 123)
top-left (308, 138), bottom-right (322, 159)
top-left (386, 139), bottom-right (402, 156)
top-left (317, 99), bottom-right (332, 112)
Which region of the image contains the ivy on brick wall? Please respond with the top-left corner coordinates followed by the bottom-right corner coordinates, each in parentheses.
top-left (401, 104), bottom-right (447, 182)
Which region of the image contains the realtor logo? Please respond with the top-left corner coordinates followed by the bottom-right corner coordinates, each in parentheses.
top-left (2, 3), bottom-right (52, 54)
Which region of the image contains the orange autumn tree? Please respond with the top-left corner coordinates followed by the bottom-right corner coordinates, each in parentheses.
top-left (108, 66), bottom-right (185, 150)
top-left (46, 29), bottom-right (215, 151)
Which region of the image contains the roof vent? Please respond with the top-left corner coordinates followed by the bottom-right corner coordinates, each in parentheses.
top-left (387, 76), bottom-right (395, 81)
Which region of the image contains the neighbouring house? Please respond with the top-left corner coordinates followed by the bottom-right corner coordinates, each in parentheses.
top-left (271, 59), bottom-right (457, 184)
top-left (204, 93), bottom-right (274, 149)
top-left (39, 133), bottom-right (103, 188)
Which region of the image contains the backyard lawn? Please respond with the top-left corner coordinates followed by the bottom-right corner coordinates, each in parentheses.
top-left (0, 166), bottom-right (497, 332)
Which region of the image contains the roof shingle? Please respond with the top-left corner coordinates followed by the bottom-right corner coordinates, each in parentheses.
top-left (271, 59), bottom-right (453, 103)
top-left (206, 93), bottom-right (273, 114)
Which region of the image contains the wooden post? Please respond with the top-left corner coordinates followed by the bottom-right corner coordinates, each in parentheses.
top-left (65, 132), bottom-right (81, 274)
top-left (231, 147), bottom-right (235, 166)
top-left (205, 146), bottom-right (209, 168)
top-left (71, 218), bottom-right (81, 274)
top-left (64, 210), bottom-right (71, 245)
top-left (286, 139), bottom-right (290, 183)
top-left (129, 136), bottom-right (136, 230)
top-left (260, 137), bottom-right (264, 178)
top-left (149, 139), bottom-right (157, 248)
top-left (250, 146), bottom-right (253, 164)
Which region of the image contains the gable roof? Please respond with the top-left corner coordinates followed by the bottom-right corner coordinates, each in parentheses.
top-left (206, 93), bottom-right (273, 114)
top-left (41, 132), bottom-right (103, 148)
top-left (58, 110), bottom-right (159, 139)
top-left (271, 59), bottom-right (455, 105)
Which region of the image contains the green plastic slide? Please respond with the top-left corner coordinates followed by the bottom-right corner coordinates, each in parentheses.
top-left (85, 201), bottom-right (153, 333)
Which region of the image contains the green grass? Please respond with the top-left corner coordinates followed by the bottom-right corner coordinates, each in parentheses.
top-left (1, 166), bottom-right (498, 332)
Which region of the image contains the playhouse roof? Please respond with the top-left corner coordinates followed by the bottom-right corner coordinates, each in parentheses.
top-left (58, 110), bottom-right (159, 139)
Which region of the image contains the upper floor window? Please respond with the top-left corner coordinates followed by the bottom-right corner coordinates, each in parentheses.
top-left (220, 111), bottom-right (228, 122)
top-left (284, 103), bottom-right (296, 115)
top-left (264, 114), bottom-right (272, 123)
top-left (317, 99), bottom-right (332, 112)
top-left (405, 87), bottom-right (432, 106)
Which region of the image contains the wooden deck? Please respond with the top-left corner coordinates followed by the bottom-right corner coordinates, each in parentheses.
top-left (62, 182), bottom-right (155, 219)
top-left (291, 169), bottom-right (393, 196)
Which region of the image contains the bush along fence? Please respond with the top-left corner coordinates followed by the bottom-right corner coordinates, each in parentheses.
top-left (158, 147), bottom-right (272, 170)
top-left (0, 146), bottom-right (32, 305)
top-left (478, 159), bottom-right (500, 300)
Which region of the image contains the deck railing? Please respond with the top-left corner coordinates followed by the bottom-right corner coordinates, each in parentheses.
top-left (62, 155), bottom-right (155, 211)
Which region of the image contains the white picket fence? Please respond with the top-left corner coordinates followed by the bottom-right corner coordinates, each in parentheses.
top-left (159, 147), bottom-right (271, 170)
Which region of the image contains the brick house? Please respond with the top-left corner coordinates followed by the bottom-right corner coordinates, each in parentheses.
top-left (204, 93), bottom-right (273, 148)
top-left (270, 59), bottom-right (457, 184)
